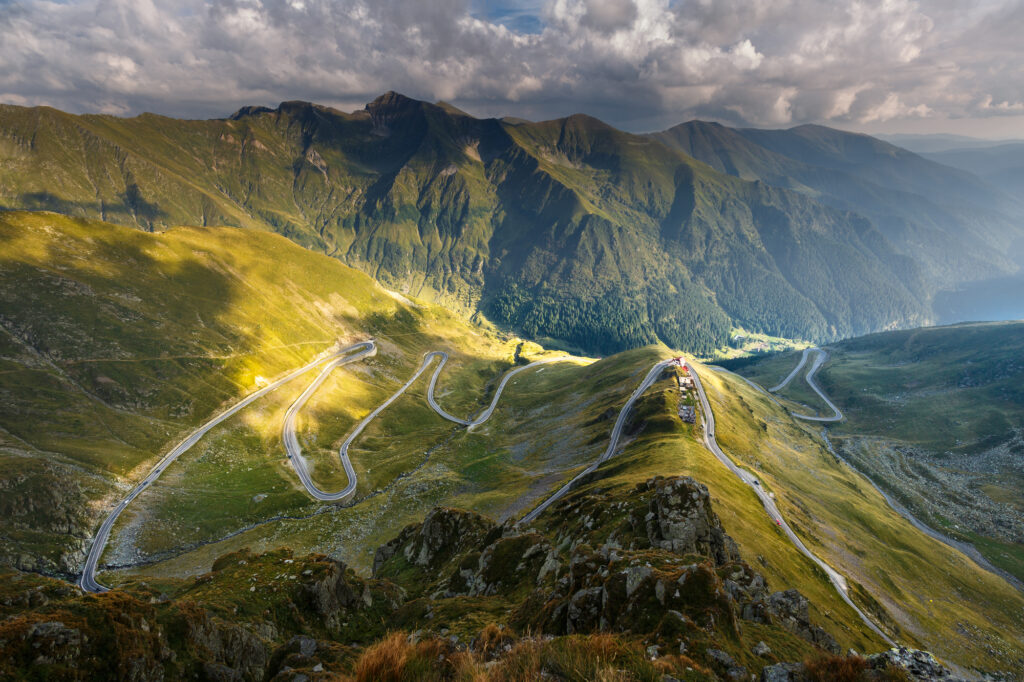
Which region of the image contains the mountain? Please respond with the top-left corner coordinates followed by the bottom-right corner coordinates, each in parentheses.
top-left (923, 142), bottom-right (1024, 206)
top-left (2, 94), bottom-right (1000, 354)
top-left (650, 121), bottom-right (1024, 288)
top-left (878, 133), bottom-right (1024, 154)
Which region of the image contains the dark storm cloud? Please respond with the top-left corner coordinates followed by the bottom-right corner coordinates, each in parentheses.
top-left (0, 0), bottom-right (1021, 133)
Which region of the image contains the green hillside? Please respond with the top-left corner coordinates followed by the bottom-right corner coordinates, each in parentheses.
top-left (0, 94), bottom-right (957, 354)
top-left (0, 210), bottom-right (536, 575)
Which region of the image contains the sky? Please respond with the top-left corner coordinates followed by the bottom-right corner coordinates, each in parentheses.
top-left (0, 0), bottom-right (1022, 137)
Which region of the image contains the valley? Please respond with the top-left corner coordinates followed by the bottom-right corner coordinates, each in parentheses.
top-left (721, 322), bottom-right (1024, 607)
top-left (1, 0), bottom-right (1022, 673)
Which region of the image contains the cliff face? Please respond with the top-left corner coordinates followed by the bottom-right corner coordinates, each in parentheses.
top-left (0, 476), bottom-right (957, 681)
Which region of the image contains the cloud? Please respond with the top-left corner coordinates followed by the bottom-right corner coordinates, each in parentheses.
top-left (0, 0), bottom-right (1021, 134)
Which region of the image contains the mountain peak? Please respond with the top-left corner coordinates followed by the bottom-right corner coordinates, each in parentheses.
top-left (678, 120), bottom-right (726, 129)
top-left (366, 91), bottom-right (423, 112)
top-left (228, 104), bottom-right (274, 120)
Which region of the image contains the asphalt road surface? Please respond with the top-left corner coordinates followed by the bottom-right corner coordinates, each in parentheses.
top-left (785, 349), bottom-right (843, 422)
top-left (769, 348), bottom-right (811, 392)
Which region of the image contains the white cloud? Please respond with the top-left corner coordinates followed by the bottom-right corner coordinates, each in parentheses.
top-left (0, 0), bottom-right (1020, 134)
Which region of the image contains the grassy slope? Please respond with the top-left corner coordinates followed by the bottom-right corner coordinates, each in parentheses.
top-left (701, 365), bottom-right (1024, 673)
top-left (715, 326), bottom-right (1024, 673)
top-left (0, 210), bottom-right (527, 573)
top-left (818, 323), bottom-right (1024, 583)
top-left (819, 323), bottom-right (1024, 451)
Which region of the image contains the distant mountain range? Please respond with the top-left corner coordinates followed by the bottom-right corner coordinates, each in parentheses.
top-left (921, 142), bottom-right (1024, 205)
top-left (877, 132), bottom-right (1024, 154)
top-left (1, 93), bottom-right (1021, 354)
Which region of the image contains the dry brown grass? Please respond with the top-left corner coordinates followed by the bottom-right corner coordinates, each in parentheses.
top-left (473, 623), bottom-right (514, 660)
top-left (488, 633), bottom-right (661, 682)
top-left (353, 632), bottom-right (451, 682)
top-left (346, 630), bottom-right (693, 682)
top-left (488, 637), bottom-right (544, 682)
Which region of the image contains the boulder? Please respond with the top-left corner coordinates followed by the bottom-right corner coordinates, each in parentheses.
top-left (566, 586), bottom-right (604, 633)
top-left (761, 662), bottom-right (806, 681)
top-left (868, 646), bottom-right (965, 681)
top-left (643, 477), bottom-right (740, 564)
top-left (766, 589), bottom-right (840, 654)
top-left (706, 647), bottom-right (747, 680)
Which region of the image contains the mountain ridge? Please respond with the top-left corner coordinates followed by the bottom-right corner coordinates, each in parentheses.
top-left (1, 94), bottom-right (1017, 354)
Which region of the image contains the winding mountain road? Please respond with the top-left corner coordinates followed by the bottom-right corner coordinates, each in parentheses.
top-left (79, 341), bottom-right (375, 592)
top-left (81, 342), bottom-right (563, 590)
top-left (687, 361), bottom-right (894, 645)
top-left (78, 332), bottom-right (888, 646)
top-left (516, 352), bottom-right (893, 644)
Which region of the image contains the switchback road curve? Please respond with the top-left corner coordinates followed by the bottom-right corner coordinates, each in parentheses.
top-left (283, 351), bottom-right (563, 502)
top-left (79, 341), bottom-right (375, 592)
top-left (770, 348), bottom-right (843, 422)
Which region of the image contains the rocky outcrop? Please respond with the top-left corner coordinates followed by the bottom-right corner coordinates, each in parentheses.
top-left (643, 476), bottom-right (740, 564)
top-left (868, 647), bottom-right (965, 681)
top-left (22, 621), bottom-right (84, 666)
top-left (764, 589), bottom-right (841, 654)
top-left (371, 476), bottom-right (842, 662)
top-left (298, 558), bottom-right (367, 629)
top-left (178, 605), bottom-right (268, 680)
top-left (443, 531), bottom-right (552, 598)
top-left (373, 507), bottom-right (497, 579)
